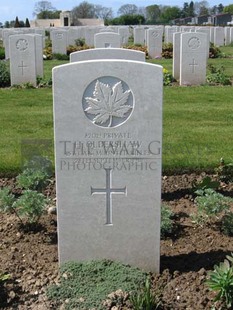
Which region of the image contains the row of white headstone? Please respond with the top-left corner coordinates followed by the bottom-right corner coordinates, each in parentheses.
top-left (7, 29), bottom-right (209, 87)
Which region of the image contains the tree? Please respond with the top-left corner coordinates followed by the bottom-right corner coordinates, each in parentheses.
top-left (218, 3), bottom-right (224, 13)
top-left (109, 14), bottom-right (145, 25)
top-left (117, 4), bottom-right (138, 16)
top-left (160, 6), bottom-right (181, 23)
top-left (223, 4), bottom-right (233, 14)
top-left (33, 1), bottom-right (56, 18)
top-left (25, 18), bottom-right (30, 27)
top-left (146, 5), bottom-right (161, 23)
top-left (37, 10), bottom-right (61, 19)
top-left (189, 1), bottom-right (195, 17)
top-left (94, 5), bottom-right (113, 20)
top-left (181, 1), bottom-right (195, 17)
top-left (194, 1), bottom-right (210, 16)
top-left (71, 1), bottom-right (95, 24)
top-left (181, 2), bottom-right (189, 17)
top-left (14, 16), bottom-right (20, 28)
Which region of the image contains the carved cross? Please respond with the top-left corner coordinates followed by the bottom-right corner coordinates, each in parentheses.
top-left (18, 61), bottom-right (28, 76)
top-left (189, 58), bottom-right (198, 73)
top-left (91, 168), bottom-right (126, 225)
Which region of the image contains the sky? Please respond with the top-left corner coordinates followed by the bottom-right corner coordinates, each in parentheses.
top-left (0, 0), bottom-right (233, 23)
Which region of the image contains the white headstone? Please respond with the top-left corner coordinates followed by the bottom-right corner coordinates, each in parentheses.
top-left (53, 59), bottom-right (163, 272)
top-left (67, 27), bottom-right (85, 46)
top-left (165, 26), bottom-right (180, 43)
top-left (230, 28), bottom-right (233, 44)
top-left (214, 27), bottom-right (224, 46)
top-left (180, 32), bottom-right (207, 85)
top-left (195, 28), bottom-right (210, 59)
top-left (224, 27), bottom-right (231, 45)
top-left (146, 28), bottom-right (163, 59)
top-left (3, 29), bottom-right (20, 59)
top-left (94, 32), bottom-right (121, 48)
top-left (118, 27), bottom-right (130, 46)
top-left (9, 34), bottom-right (37, 86)
top-left (51, 30), bottom-right (68, 55)
top-left (173, 32), bottom-right (181, 81)
top-left (70, 48), bottom-right (145, 62)
top-left (34, 34), bottom-right (44, 77)
top-left (210, 27), bottom-right (214, 43)
top-left (134, 27), bottom-right (146, 45)
top-left (85, 27), bottom-right (100, 46)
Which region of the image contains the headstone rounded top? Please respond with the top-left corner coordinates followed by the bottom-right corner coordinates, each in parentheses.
top-left (82, 76), bottom-right (134, 128)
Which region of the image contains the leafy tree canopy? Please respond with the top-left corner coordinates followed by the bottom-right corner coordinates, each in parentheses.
top-left (223, 4), bottom-right (233, 14)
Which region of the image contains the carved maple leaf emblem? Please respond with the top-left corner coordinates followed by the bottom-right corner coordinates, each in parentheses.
top-left (85, 80), bottom-right (132, 127)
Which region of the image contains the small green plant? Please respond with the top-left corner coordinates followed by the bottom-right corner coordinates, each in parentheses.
top-left (163, 68), bottom-right (175, 86)
top-left (47, 260), bottom-right (146, 310)
top-left (161, 204), bottom-right (174, 238)
top-left (215, 158), bottom-right (233, 184)
top-left (52, 53), bottom-right (69, 61)
top-left (206, 65), bottom-right (231, 86)
top-left (16, 156), bottom-right (53, 191)
top-left (0, 272), bottom-right (10, 282)
top-left (0, 47), bottom-right (5, 60)
top-left (206, 253), bottom-right (233, 309)
top-left (162, 43), bottom-right (173, 59)
top-left (13, 190), bottom-right (48, 223)
top-left (130, 277), bottom-right (161, 310)
top-left (75, 37), bottom-right (86, 47)
top-left (0, 60), bottom-right (11, 87)
top-left (209, 43), bottom-right (223, 58)
top-left (0, 187), bottom-right (16, 212)
top-left (193, 188), bottom-right (233, 225)
top-left (192, 176), bottom-right (220, 191)
top-left (37, 76), bottom-right (52, 88)
top-left (222, 212), bottom-right (233, 236)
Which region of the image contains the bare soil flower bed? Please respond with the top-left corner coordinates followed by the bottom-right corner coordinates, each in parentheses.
top-left (0, 173), bottom-right (233, 309)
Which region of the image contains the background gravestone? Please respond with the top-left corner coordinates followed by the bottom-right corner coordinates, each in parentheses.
top-left (173, 32), bottom-right (181, 81)
top-left (51, 30), bottom-right (68, 55)
top-left (214, 27), bottom-right (224, 46)
top-left (9, 34), bottom-right (37, 86)
top-left (146, 28), bottom-right (163, 59)
top-left (134, 27), bottom-right (146, 45)
top-left (94, 32), bottom-right (121, 48)
top-left (53, 59), bottom-right (163, 272)
top-left (70, 48), bottom-right (145, 62)
top-left (180, 32), bottom-right (207, 85)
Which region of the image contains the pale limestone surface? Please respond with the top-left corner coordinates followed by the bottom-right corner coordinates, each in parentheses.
top-left (173, 32), bottom-right (181, 81)
top-left (53, 59), bottom-right (163, 272)
top-left (134, 27), bottom-right (145, 45)
top-left (164, 26), bottom-right (180, 43)
top-left (195, 28), bottom-right (210, 59)
top-left (9, 34), bottom-right (37, 86)
top-left (51, 30), bottom-right (68, 55)
top-left (118, 27), bottom-right (130, 45)
top-left (94, 32), bottom-right (121, 48)
top-left (180, 32), bottom-right (207, 85)
top-left (33, 34), bottom-right (44, 77)
top-left (146, 28), bottom-right (163, 59)
top-left (70, 48), bottom-right (145, 62)
top-left (214, 27), bottom-right (224, 46)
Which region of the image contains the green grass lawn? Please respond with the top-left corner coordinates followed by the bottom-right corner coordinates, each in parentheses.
top-left (0, 47), bottom-right (233, 175)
